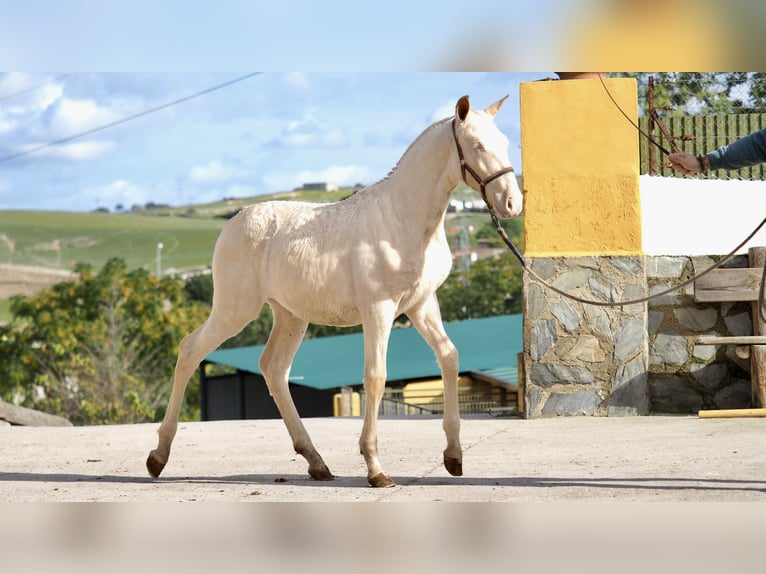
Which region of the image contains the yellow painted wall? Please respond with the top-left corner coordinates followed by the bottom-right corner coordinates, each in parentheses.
top-left (520, 78), bottom-right (641, 257)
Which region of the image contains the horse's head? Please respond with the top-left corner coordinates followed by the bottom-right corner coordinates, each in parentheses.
top-left (452, 95), bottom-right (523, 218)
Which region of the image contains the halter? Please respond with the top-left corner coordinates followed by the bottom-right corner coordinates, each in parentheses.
top-left (451, 117), bottom-right (515, 208)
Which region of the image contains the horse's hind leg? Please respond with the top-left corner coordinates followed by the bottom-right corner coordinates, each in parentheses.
top-left (408, 294), bottom-right (462, 477)
top-left (146, 309), bottom-right (253, 479)
top-left (358, 303), bottom-right (397, 487)
top-left (259, 302), bottom-right (333, 481)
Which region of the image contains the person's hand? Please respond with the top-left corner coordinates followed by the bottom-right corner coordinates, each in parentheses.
top-left (668, 152), bottom-right (702, 175)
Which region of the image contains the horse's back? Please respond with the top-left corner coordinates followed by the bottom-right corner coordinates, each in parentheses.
top-left (210, 200), bottom-right (366, 324)
top-left (210, 193), bottom-right (451, 325)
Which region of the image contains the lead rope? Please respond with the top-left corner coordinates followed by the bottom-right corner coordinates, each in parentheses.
top-left (760, 260), bottom-right (766, 323)
top-left (486, 74), bottom-right (766, 317)
top-left (450, 98), bottom-right (766, 314)
top-left (600, 72), bottom-right (765, 319)
top-left (489, 207), bottom-right (766, 310)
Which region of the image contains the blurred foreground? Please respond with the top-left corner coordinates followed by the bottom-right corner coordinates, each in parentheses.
top-left (1, 415), bottom-right (765, 572)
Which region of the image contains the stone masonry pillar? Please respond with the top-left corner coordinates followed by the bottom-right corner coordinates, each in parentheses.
top-left (520, 77), bottom-right (649, 417)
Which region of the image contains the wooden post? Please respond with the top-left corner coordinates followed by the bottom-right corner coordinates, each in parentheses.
top-left (749, 247), bottom-right (766, 407)
top-left (699, 408), bottom-right (766, 419)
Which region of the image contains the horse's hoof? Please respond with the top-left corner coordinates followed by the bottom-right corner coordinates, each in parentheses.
top-left (309, 462), bottom-right (334, 481)
top-left (146, 451), bottom-right (167, 479)
top-left (444, 455), bottom-right (463, 477)
top-left (368, 472), bottom-right (396, 488)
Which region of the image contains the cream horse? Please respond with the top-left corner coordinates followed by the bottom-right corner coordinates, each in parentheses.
top-left (147, 95), bottom-right (523, 487)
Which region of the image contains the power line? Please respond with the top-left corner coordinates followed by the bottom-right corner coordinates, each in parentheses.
top-left (0, 73), bottom-right (76, 104)
top-left (0, 72), bottom-right (262, 164)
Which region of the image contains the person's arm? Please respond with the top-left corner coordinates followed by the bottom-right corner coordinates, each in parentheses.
top-left (668, 128), bottom-right (766, 175)
top-left (667, 151), bottom-right (704, 174)
top-left (705, 127), bottom-right (766, 170)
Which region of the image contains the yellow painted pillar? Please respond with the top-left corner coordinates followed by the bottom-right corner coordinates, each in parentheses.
top-left (519, 77), bottom-right (649, 418)
top-left (520, 77), bottom-right (641, 257)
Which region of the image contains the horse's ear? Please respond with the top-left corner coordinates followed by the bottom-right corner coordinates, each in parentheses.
top-left (484, 95), bottom-right (509, 117)
top-left (455, 95), bottom-right (470, 122)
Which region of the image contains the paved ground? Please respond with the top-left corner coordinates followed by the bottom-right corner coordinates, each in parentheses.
top-left (1, 414), bottom-right (764, 502)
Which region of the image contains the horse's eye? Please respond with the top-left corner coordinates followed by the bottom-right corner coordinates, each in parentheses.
top-left (473, 142), bottom-right (485, 152)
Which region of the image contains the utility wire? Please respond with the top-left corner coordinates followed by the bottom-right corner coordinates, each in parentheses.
top-left (0, 72), bottom-right (262, 164)
top-left (0, 73), bottom-right (76, 104)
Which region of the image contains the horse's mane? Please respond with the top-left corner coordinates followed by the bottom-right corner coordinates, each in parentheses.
top-left (367, 116), bottom-right (452, 190)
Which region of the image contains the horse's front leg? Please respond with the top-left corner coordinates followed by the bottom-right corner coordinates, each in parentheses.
top-left (359, 304), bottom-right (397, 487)
top-left (408, 294), bottom-right (463, 477)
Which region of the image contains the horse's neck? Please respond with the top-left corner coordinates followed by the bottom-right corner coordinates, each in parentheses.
top-left (378, 119), bottom-right (456, 234)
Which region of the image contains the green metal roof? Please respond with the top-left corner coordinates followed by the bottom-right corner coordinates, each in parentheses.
top-left (205, 314), bottom-right (523, 390)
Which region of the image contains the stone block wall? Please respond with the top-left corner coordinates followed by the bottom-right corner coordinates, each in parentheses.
top-left (646, 254), bottom-right (752, 412)
top-left (522, 255), bottom-right (650, 417)
top-left (521, 253), bottom-right (753, 417)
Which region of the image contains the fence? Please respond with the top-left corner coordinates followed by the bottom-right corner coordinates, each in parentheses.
top-left (360, 385), bottom-right (519, 417)
top-left (630, 72), bottom-right (766, 180)
top-left (639, 113), bottom-right (766, 179)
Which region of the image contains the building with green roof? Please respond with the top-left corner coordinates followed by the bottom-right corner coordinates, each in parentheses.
top-left (201, 313), bottom-right (523, 420)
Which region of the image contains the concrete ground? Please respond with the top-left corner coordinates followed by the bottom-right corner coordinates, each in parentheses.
top-left (1, 414), bottom-right (764, 502)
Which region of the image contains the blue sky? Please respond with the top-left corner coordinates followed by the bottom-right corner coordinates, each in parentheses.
top-left (0, 0), bottom-right (747, 212)
top-left (0, 72), bottom-right (550, 212)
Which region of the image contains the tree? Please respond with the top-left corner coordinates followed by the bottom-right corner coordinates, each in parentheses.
top-left (437, 251), bottom-right (523, 321)
top-left (474, 215), bottom-right (524, 248)
top-left (0, 258), bottom-right (209, 425)
top-left (614, 72), bottom-right (766, 115)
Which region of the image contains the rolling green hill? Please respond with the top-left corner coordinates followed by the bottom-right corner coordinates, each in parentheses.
top-left (0, 188), bottom-right (360, 274)
top-left (0, 183), bottom-right (492, 274)
top-left (0, 209), bottom-right (224, 273)
top-left (0, 184), bottom-right (498, 324)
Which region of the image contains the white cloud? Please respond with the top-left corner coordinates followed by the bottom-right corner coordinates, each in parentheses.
top-left (270, 110), bottom-right (348, 149)
top-left (77, 178), bottom-right (231, 210)
top-left (282, 72), bottom-right (311, 92)
top-left (19, 140), bottom-right (115, 161)
top-left (189, 160), bottom-right (238, 183)
top-left (80, 179), bottom-right (149, 208)
top-left (265, 164), bottom-right (374, 191)
top-left (0, 80), bottom-right (62, 135)
top-left (36, 84), bottom-right (62, 111)
top-left (0, 114), bottom-right (18, 134)
top-left (0, 73), bottom-right (37, 98)
top-left (47, 97), bottom-right (124, 137)
top-left (432, 100), bottom-right (456, 122)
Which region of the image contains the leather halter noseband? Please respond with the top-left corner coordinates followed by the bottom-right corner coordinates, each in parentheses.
top-left (451, 118), bottom-right (515, 208)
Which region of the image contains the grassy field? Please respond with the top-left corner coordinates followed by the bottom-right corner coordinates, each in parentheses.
top-left (0, 184), bottom-right (491, 273)
top-left (0, 210), bottom-right (225, 273)
top-left (0, 188), bottom-right (361, 274)
top-left (0, 184), bottom-right (493, 324)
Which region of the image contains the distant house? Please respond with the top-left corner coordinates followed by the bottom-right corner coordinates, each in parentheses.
top-left (201, 314), bottom-right (523, 420)
top-left (302, 182), bottom-right (339, 192)
top-left (448, 199), bottom-right (464, 212)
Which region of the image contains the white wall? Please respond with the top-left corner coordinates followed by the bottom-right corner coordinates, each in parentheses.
top-left (640, 175), bottom-right (766, 256)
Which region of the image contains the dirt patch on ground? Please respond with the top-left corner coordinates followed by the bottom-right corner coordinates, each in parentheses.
top-left (0, 264), bottom-right (77, 299)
